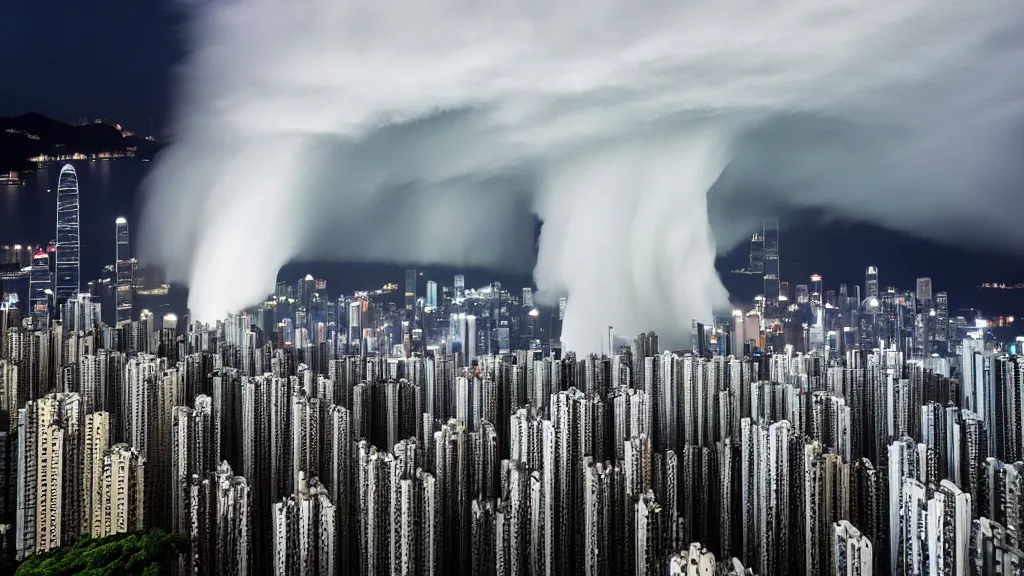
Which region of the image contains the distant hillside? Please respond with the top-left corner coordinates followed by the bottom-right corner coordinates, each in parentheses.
top-left (0, 112), bottom-right (160, 172)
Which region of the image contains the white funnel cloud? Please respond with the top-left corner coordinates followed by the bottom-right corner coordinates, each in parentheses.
top-left (140, 0), bottom-right (1024, 350)
top-left (534, 124), bottom-right (733, 350)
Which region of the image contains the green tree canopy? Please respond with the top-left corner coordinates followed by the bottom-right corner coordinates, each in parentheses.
top-left (15, 529), bottom-right (187, 576)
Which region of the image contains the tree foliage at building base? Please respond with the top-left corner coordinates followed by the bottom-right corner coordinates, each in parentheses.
top-left (14, 529), bottom-right (187, 576)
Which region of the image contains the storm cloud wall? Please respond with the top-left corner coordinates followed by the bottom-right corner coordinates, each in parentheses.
top-left (140, 0), bottom-right (1024, 350)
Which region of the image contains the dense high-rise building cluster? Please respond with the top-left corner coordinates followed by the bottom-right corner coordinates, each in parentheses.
top-left (0, 185), bottom-right (1023, 575)
top-left (0, 259), bottom-right (1021, 575)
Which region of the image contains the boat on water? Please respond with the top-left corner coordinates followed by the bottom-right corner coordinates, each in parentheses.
top-left (0, 171), bottom-right (22, 185)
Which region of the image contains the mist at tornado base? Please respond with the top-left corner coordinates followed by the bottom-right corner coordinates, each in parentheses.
top-left (139, 0), bottom-right (1024, 351)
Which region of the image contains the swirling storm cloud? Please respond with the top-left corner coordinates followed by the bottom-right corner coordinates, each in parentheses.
top-left (139, 0), bottom-right (1024, 351)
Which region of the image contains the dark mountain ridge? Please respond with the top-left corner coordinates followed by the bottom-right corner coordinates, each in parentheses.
top-left (0, 112), bottom-right (159, 172)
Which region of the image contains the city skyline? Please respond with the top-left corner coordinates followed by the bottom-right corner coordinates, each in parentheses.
top-left (1, 153), bottom-right (1023, 576)
top-left (1, 154), bottom-right (1023, 333)
top-left (2, 251), bottom-right (1024, 575)
top-left (3, 2), bottom-right (1024, 573)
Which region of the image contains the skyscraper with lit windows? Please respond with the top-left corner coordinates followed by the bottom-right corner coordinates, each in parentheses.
top-left (865, 266), bottom-right (879, 301)
top-left (453, 275), bottom-right (465, 301)
top-left (425, 281), bottom-right (438, 310)
top-left (762, 219), bottom-right (780, 311)
top-left (29, 251), bottom-right (50, 325)
top-left (935, 291), bottom-right (949, 351)
top-left (405, 269), bottom-right (417, 312)
top-left (115, 217), bottom-right (133, 323)
top-left (748, 233), bottom-right (765, 274)
top-left (915, 277), bottom-right (932, 307)
top-left (54, 164), bottom-right (80, 303)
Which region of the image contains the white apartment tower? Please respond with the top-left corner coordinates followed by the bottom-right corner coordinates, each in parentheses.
top-left (83, 412), bottom-right (110, 536)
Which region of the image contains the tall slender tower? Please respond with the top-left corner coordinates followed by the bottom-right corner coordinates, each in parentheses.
top-left (748, 232), bottom-right (765, 274)
top-left (454, 274), bottom-right (465, 300)
top-left (29, 251), bottom-right (51, 324)
top-left (762, 219), bottom-right (780, 311)
top-left (55, 164), bottom-right (80, 302)
top-left (405, 269), bottom-right (417, 311)
top-left (115, 217), bottom-right (133, 323)
top-left (426, 281), bottom-right (438, 310)
top-left (865, 266), bottom-right (879, 300)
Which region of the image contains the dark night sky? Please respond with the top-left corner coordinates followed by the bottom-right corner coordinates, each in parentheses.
top-left (0, 0), bottom-right (184, 132)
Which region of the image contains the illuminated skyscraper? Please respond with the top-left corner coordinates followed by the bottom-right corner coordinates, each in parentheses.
top-left (348, 301), bottom-right (361, 355)
top-left (796, 285), bottom-right (810, 305)
top-left (748, 233), bottom-right (765, 274)
top-left (810, 274), bottom-right (823, 308)
top-left (465, 315), bottom-right (477, 363)
top-left (54, 164), bottom-right (80, 302)
top-left (522, 287), bottom-right (533, 308)
top-left (935, 291), bottom-right (949, 350)
top-left (762, 219), bottom-right (780, 310)
top-left (425, 281), bottom-right (438, 310)
top-left (115, 217), bottom-right (133, 323)
top-left (29, 251), bottom-right (50, 325)
top-left (865, 267), bottom-right (879, 300)
top-left (298, 274), bottom-right (315, 312)
top-left (915, 277), bottom-right (932, 307)
top-left (453, 275), bottom-right (465, 301)
top-left (405, 269), bottom-right (417, 311)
